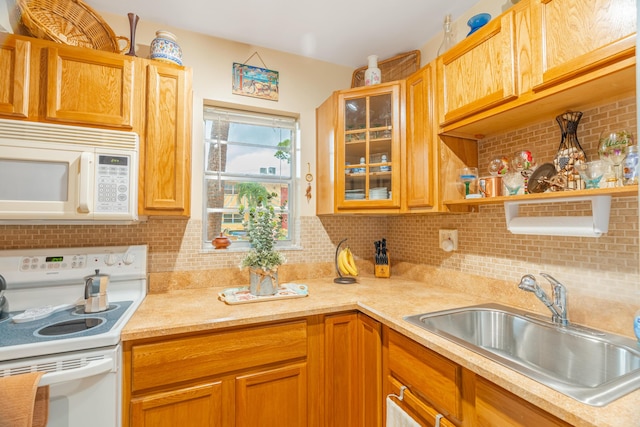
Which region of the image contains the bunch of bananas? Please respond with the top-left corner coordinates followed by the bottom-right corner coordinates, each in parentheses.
top-left (337, 247), bottom-right (358, 276)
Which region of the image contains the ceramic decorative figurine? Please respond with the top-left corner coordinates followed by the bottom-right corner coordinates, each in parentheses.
top-left (364, 55), bottom-right (381, 86)
top-left (150, 30), bottom-right (183, 65)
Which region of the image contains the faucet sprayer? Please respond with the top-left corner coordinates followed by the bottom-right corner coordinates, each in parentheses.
top-left (518, 273), bottom-right (568, 325)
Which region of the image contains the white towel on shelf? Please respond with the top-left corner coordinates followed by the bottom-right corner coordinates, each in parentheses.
top-left (386, 396), bottom-right (421, 427)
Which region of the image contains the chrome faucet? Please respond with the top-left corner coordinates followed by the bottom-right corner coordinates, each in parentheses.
top-left (518, 273), bottom-right (569, 326)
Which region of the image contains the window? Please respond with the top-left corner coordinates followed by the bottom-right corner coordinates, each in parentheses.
top-left (203, 106), bottom-right (297, 249)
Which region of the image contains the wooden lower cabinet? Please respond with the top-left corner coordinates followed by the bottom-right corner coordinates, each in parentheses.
top-left (323, 312), bottom-right (382, 427)
top-left (474, 377), bottom-right (572, 427)
top-left (384, 328), bottom-right (464, 426)
top-left (236, 363), bottom-right (307, 426)
top-left (357, 313), bottom-right (382, 427)
top-left (383, 326), bottom-right (572, 427)
top-left (131, 382), bottom-right (223, 427)
top-left (124, 315), bottom-right (574, 427)
top-left (123, 320), bottom-right (308, 427)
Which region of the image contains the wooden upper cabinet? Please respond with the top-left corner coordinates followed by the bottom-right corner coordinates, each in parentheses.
top-left (315, 92), bottom-right (337, 215)
top-left (530, 0), bottom-right (636, 91)
top-left (44, 46), bottom-right (134, 128)
top-left (140, 63), bottom-right (192, 216)
top-left (0, 37), bottom-right (30, 119)
top-left (437, 10), bottom-right (517, 127)
top-left (405, 64), bottom-right (435, 210)
top-left (316, 82), bottom-right (404, 215)
top-left (336, 82), bottom-right (403, 212)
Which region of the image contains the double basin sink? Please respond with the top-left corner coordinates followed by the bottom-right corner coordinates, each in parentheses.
top-left (404, 303), bottom-right (640, 406)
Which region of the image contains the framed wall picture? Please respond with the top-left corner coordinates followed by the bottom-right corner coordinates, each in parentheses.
top-left (232, 62), bottom-right (279, 101)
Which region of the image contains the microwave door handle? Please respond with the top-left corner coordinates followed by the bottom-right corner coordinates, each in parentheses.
top-left (78, 152), bottom-right (93, 213)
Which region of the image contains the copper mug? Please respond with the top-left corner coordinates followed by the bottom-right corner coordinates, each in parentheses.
top-left (479, 176), bottom-right (502, 198)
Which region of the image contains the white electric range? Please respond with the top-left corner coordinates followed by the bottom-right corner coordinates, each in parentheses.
top-left (0, 245), bottom-right (147, 427)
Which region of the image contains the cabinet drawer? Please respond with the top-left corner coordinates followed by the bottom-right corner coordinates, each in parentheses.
top-left (387, 376), bottom-right (456, 427)
top-left (131, 320), bottom-right (307, 392)
top-left (387, 329), bottom-right (462, 420)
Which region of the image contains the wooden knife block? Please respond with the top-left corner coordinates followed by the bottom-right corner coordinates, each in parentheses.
top-left (374, 254), bottom-right (390, 278)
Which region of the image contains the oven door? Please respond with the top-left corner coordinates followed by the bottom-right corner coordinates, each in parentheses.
top-left (0, 345), bottom-right (121, 427)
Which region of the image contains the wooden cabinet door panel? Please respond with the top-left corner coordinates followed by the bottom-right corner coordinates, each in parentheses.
top-left (531, 0), bottom-right (636, 91)
top-left (130, 382), bottom-right (222, 427)
top-left (325, 313), bottom-right (359, 427)
top-left (335, 82), bottom-right (403, 212)
top-left (315, 93), bottom-right (337, 215)
top-left (45, 47), bottom-right (134, 127)
top-left (439, 11), bottom-right (517, 126)
top-left (236, 363), bottom-right (307, 427)
top-left (357, 313), bottom-right (382, 427)
top-left (0, 37), bottom-right (29, 118)
top-left (405, 65), bottom-right (435, 209)
top-left (142, 63), bottom-right (192, 215)
top-left (475, 376), bottom-right (573, 426)
top-left (387, 329), bottom-right (462, 420)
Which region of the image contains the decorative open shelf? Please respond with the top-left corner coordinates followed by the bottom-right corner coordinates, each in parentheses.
top-left (443, 185), bottom-right (638, 208)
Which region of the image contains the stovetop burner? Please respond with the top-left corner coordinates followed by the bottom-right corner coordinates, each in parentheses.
top-left (37, 317), bottom-right (105, 337)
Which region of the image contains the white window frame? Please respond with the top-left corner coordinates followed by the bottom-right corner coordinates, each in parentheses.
top-left (202, 105), bottom-right (298, 251)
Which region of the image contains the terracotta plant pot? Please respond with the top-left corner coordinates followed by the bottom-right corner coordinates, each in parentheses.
top-left (213, 233), bottom-right (231, 249)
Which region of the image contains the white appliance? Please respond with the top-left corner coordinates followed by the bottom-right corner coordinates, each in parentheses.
top-left (0, 245), bottom-right (148, 427)
top-left (0, 119), bottom-right (139, 224)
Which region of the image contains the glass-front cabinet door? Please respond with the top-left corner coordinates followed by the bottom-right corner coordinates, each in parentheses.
top-left (336, 83), bottom-right (401, 210)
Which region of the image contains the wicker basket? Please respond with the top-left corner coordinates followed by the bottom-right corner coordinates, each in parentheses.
top-left (18, 0), bottom-right (128, 53)
top-left (351, 50), bottom-right (421, 88)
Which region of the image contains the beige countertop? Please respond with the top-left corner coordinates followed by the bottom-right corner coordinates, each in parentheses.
top-left (122, 275), bottom-right (640, 427)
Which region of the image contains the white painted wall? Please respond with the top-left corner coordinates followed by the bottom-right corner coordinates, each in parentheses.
top-left (100, 11), bottom-right (354, 220)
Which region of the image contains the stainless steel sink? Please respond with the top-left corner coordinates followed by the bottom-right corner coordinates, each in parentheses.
top-left (404, 303), bottom-right (640, 406)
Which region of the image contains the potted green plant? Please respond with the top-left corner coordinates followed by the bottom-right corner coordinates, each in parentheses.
top-left (239, 192), bottom-right (286, 295)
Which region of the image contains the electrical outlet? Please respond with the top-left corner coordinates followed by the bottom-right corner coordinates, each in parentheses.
top-left (439, 229), bottom-right (458, 251)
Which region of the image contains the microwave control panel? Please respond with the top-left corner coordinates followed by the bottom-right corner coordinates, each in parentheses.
top-left (95, 154), bottom-right (131, 213)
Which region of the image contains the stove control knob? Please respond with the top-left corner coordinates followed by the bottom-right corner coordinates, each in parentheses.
top-left (105, 254), bottom-right (119, 266)
top-left (122, 252), bottom-right (136, 265)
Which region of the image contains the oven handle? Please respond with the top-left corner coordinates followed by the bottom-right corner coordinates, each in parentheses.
top-left (39, 357), bottom-right (114, 386)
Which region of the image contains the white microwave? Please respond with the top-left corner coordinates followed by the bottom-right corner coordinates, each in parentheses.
top-left (0, 119), bottom-right (139, 224)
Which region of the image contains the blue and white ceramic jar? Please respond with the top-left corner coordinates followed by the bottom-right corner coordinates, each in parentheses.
top-left (150, 30), bottom-right (183, 65)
